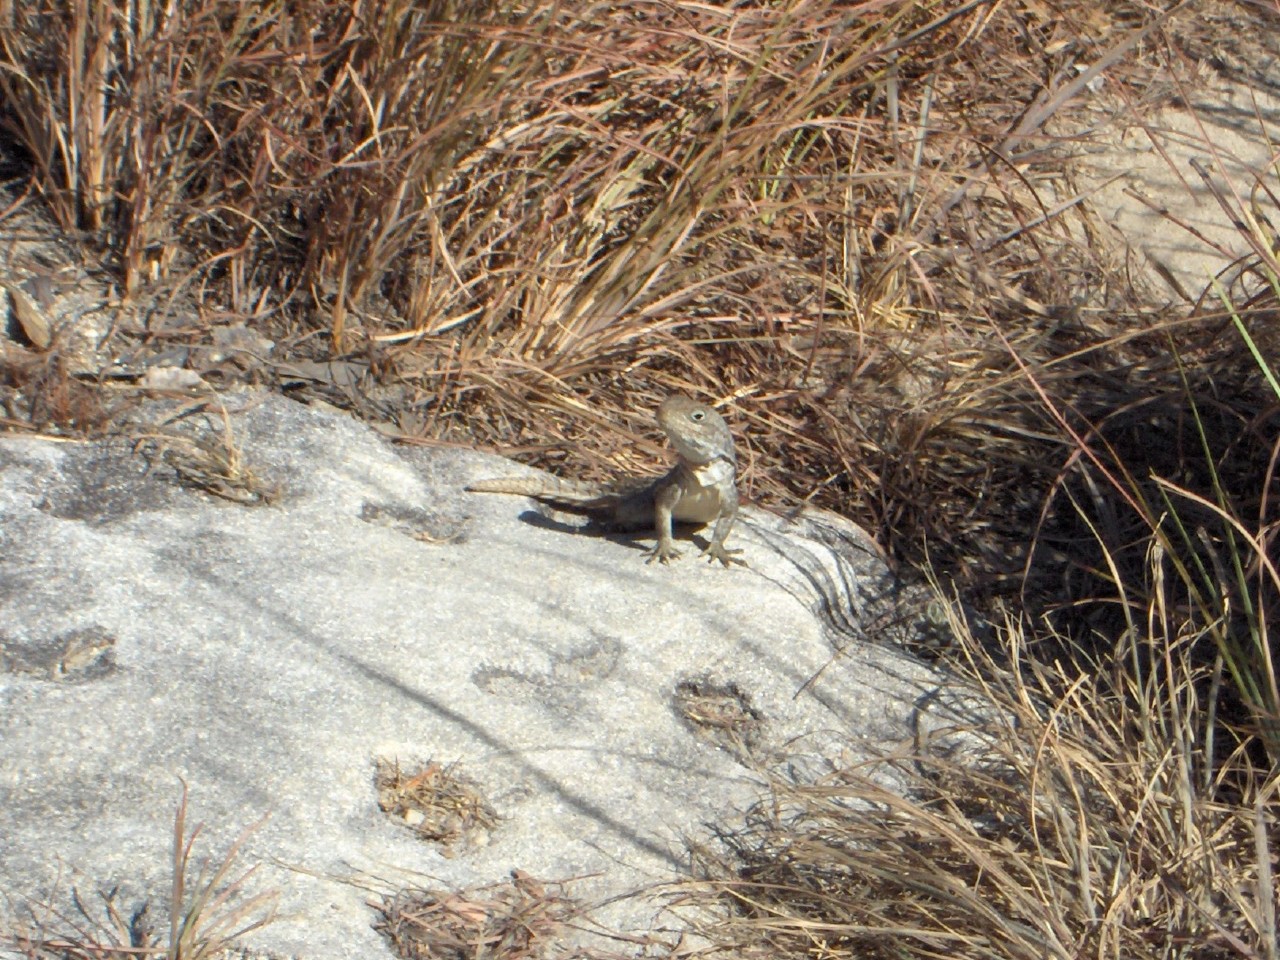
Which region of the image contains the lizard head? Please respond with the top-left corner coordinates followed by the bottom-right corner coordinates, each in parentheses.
top-left (657, 395), bottom-right (736, 466)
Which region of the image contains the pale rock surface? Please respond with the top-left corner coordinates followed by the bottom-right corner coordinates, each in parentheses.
top-left (0, 392), bottom-right (951, 960)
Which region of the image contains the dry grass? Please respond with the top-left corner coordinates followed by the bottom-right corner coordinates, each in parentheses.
top-left (0, 335), bottom-right (111, 432)
top-left (375, 758), bottom-right (500, 853)
top-left (133, 397), bottom-right (280, 504)
top-left (673, 679), bottom-right (765, 763)
top-left (375, 873), bottom-right (581, 960)
top-left (9, 782), bottom-right (277, 960)
top-left (3, 1), bottom-right (1280, 957)
top-left (673, 606), bottom-right (1280, 960)
top-left (1013, 160), bottom-right (1280, 763)
top-left (0, 0), bottom-right (1222, 573)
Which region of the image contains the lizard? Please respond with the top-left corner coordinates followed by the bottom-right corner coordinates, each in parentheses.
top-left (466, 395), bottom-right (745, 566)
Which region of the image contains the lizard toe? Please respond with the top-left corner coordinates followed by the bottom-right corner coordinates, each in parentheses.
top-left (646, 544), bottom-right (682, 564)
top-left (702, 544), bottom-right (747, 568)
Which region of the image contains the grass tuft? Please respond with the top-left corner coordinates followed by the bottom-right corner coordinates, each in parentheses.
top-left (9, 781), bottom-right (277, 960)
top-left (675, 608), bottom-right (1279, 960)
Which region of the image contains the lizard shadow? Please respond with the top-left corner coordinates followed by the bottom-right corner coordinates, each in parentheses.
top-left (511, 508), bottom-right (716, 557)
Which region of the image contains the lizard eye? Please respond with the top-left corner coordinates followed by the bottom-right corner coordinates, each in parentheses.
top-left (691, 411), bottom-right (705, 421)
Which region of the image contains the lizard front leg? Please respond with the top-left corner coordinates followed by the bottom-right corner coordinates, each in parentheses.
top-left (700, 488), bottom-right (746, 567)
top-left (645, 480), bottom-right (683, 564)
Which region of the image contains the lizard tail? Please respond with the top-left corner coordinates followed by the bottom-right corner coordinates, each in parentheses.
top-left (466, 475), bottom-right (610, 508)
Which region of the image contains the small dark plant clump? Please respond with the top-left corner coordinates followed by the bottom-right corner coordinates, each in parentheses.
top-left (375, 758), bottom-right (500, 854)
top-left (375, 873), bottom-right (580, 960)
top-left (673, 678), bottom-right (765, 763)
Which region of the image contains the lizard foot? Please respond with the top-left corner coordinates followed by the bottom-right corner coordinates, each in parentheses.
top-left (645, 541), bottom-right (683, 564)
top-left (701, 543), bottom-right (747, 568)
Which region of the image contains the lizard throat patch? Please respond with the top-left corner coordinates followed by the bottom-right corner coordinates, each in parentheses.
top-left (691, 458), bottom-right (734, 488)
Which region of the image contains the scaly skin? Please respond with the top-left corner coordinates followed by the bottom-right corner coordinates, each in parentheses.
top-left (466, 395), bottom-right (744, 566)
